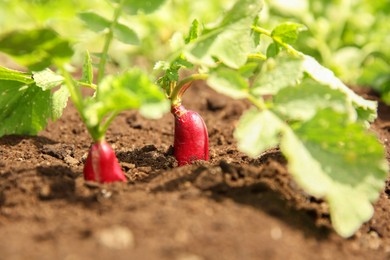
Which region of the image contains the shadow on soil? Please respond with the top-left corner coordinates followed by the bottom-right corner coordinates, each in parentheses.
top-left (0, 135), bottom-right (56, 147)
top-left (35, 165), bottom-right (126, 208)
top-left (151, 152), bottom-right (331, 240)
top-left (117, 144), bottom-right (176, 170)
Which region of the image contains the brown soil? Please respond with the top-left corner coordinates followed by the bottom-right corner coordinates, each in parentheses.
top-left (1, 83), bottom-right (390, 260)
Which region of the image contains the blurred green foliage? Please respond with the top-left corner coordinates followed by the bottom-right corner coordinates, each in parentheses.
top-left (0, 0), bottom-right (235, 70)
top-left (0, 0), bottom-right (389, 100)
top-left (262, 0), bottom-right (390, 101)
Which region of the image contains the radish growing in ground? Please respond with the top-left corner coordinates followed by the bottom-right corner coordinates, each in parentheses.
top-left (83, 140), bottom-right (126, 182)
top-left (61, 55), bottom-right (167, 183)
top-left (159, 77), bottom-right (209, 166)
top-left (171, 104), bottom-right (209, 166)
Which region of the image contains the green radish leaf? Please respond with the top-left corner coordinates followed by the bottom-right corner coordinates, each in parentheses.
top-left (271, 22), bottom-right (307, 45)
top-left (234, 108), bottom-right (284, 157)
top-left (84, 68), bottom-right (169, 128)
top-left (235, 107), bottom-right (388, 237)
top-left (266, 42), bottom-right (280, 58)
top-left (81, 51), bottom-right (93, 85)
top-left (184, 0), bottom-right (263, 69)
top-left (155, 56), bottom-right (193, 95)
top-left (185, 19), bottom-right (200, 44)
top-left (273, 79), bottom-right (349, 121)
top-left (281, 109), bottom-right (388, 237)
top-left (33, 68), bottom-right (64, 90)
top-left (79, 13), bottom-right (139, 47)
top-left (252, 56), bottom-right (304, 95)
top-left (0, 81), bottom-right (52, 136)
top-left (0, 66), bottom-right (34, 84)
top-left (51, 85), bottom-right (70, 121)
top-left (208, 67), bottom-right (249, 99)
top-left (78, 11), bottom-right (110, 32)
top-left (113, 23), bottom-right (139, 45)
top-left (112, 0), bottom-right (167, 15)
top-left (302, 55), bottom-right (377, 122)
top-left (0, 28), bottom-right (73, 70)
top-left (238, 62), bottom-right (260, 78)
top-left (252, 17), bottom-right (261, 46)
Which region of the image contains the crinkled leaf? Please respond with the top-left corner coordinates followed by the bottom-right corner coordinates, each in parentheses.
top-left (0, 66), bottom-right (34, 84)
top-left (252, 56), bottom-right (304, 95)
top-left (234, 108), bottom-right (284, 157)
top-left (33, 68), bottom-right (64, 90)
top-left (271, 22), bottom-right (307, 45)
top-left (0, 81), bottom-right (52, 136)
top-left (78, 11), bottom-right (110, 32)
top-left (184, 0), bottom-right (263, 69)
top-left (281, 109), bottom-right (388, 237)
top-left (113, 23), bottom-right (139, 45)
top-left (0, 28), bottom-right (73, 70)
top-left (208, 67), bottom-right (249, 99)
top-left (235, 107), bottom-right (388, 237)
top-left (155, 56), bottom-right (193, 95)
top-left (51, 85), bottom-right (70, 121)
top-left (302, 55), bottom-right (377, 122)
top-left (84, 69), bottom-right (168, 128)
top-left (273, 78), bottom-right (349, 121)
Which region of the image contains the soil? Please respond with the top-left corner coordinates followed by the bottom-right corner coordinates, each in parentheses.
top-left (1, 82), bottom-right (390, 260)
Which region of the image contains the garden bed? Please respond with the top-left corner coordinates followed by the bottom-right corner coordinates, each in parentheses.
top-left (0, 83), bottom-right (389, 260)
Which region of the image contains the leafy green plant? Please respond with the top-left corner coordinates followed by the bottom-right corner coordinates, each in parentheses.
top-left (156, 0), bottom-right (388, 237)
top-left (263, 0), bottom-right (390, 103)
top-left (0, 0), bottom-right (388, 238)
top-left (0, 0), bottom-right (168, 182)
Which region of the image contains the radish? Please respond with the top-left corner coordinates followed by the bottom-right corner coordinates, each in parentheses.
top-left (172, 104), bottom-right (209, 166)
top-left (163, 80), bottom-right (209, 166)
top-left (83, 140), bottom-right (126, 183)
top-left (61, 52), bottom-right (167, 183)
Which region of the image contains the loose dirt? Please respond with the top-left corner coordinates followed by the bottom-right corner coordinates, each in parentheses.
top-left (1, 83), bottom-right (389, 260)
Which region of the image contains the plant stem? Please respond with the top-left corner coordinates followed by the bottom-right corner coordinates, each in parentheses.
top-left (170, 73), bottom-right (209, 106)
top-left (99, 111), bottom-right (120, 139)
top-left (61, 68), bottom-right (84, 116)
top-left (61, 68), bottom-right (100, 141)
top-left (77, 81), bottom-right (97, 90)
top-left (96, 0), bottom-right (124, 85)
top-left (247, 53), bottom-right (267, 60)
top-left (247, 94), bottom-right (268, 111)
top-left (252, 26), bottom-right (303, 57)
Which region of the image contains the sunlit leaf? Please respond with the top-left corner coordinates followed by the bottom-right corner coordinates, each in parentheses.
top-left (33, 68), bottom-right (64, 91)
top-left (271, 22), bottom-right (307, 44)
top-left (0, 66), bottom-right (34, 84)
top-left (234, 108), bottom-right (284, 157)
top-left (208, 66), bottom-right (249, 99)
top-left (84, 68), bottom-right (168, 128)
top-left (184, 0), bottom-right (263, 69)
top-left (78, 11), bottom-right (110, 32)
top-left (252, 56), bottom-right (304, 95)
top-left (281, 109), bottom-right (388, 237)
top-left (302, 55), bottom-right (377, 122)
top-left (273, 79), bottom-right (349, 121)
top-left (113, 23), bottom-right (139, 45)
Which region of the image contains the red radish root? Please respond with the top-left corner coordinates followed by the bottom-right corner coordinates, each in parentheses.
top-left (83, 140), bottom-right (126, 183)
top-left (172, 104), bottom-right (209, 166)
